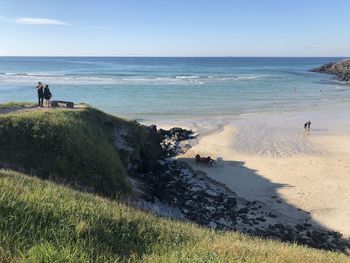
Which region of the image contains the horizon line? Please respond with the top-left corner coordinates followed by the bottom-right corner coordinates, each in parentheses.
top-left (0, 55), bottom-right (348, 58)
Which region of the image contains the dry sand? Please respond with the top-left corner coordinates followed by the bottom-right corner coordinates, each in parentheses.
top-left (155, 110), bottom-right (350, 237)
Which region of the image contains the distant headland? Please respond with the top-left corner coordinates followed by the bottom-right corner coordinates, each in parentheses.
top-left (312, 59), bottom-right (350, 81)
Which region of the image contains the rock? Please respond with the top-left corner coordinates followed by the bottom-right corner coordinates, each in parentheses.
top-left (227, 197), bottom-right (237, 206)
top-left (206, 206), bottom-right (216, 213)
top-left (184, 200), bottom-right (193, 206)
top-left (295, 224), bottom-right (305, 232)
top-left (310, 230), bottom-right (326, 243)
top-left (217, 193), bottom-right (225, 202)
top-left (228, 209), bottom-right (236, 220)
top-left (303, 223), bottom-right (312, 228)
top-left (256, 217), bottom-right (266, 222)
top-left (157, 128), bottom-right (171, 138)
top-left (206, 189), bottom-right (218, 197)
top-left (311, 59), bottom-right (350, 81)
top-left (158, 127), bottom-right (194, 157)
top-left (283, 230), bottom-right (296, 242)
top-left (267, 213), bottom-right (277, 218)
top-left (209, 222), bottom-right (217, 229)
top-left (149, 125), bottom-right (157, 132)
top-left (238, 207), bottom-right (249, 214)
top-left (50, 100), bottom-right (74, 108)
top-left (169, 127), bottom-right (193, 140)
top-left (239, 214), bottom-right (248, 221)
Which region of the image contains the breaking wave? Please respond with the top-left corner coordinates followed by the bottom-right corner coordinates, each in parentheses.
top-left (0, 72), bottom-right (274, 85)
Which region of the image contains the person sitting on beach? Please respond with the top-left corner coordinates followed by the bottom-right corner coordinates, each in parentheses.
top-left (195, 154), bottom-right (215, 166)
top-left (43, 85), bottom-right (52, 107)
top-left (202, 156), bottom-right (215, 165)
top-left (36, 82), bottom-right (44, 107)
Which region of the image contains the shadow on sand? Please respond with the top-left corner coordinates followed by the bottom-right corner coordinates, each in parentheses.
top-left (176, 157), bottom-right (350, 253)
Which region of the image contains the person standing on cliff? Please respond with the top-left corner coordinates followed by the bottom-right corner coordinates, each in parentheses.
top-left (36, 82), bottom-right (44, 107)
top-left (43, 84), bottom-right (52, 107)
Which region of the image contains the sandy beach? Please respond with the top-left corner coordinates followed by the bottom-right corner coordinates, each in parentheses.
top-left (152, 109), bottom-right (350, 237)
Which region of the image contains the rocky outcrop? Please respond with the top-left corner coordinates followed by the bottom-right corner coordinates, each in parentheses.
top-left (158, 127), bottom-right (195, 157)
top-left (311, 59), bottom-right (350, 81)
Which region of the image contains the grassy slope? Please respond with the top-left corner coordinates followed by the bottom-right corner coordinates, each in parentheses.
top-left (0, 169), bottom-right (348, 263)
top-left (0, 103), bottom-right (163, 197)
top-left (0, 106), bottom-right (134, 197)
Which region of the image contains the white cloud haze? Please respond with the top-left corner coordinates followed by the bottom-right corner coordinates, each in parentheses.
top-left (15, 17), bottom-right (69, 25)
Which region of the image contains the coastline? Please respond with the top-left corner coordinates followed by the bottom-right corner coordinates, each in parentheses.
top-left (146, 107), bottom-right (350, 238)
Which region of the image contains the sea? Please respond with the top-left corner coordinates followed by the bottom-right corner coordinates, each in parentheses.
top-left (0, 57), bottom-right (349, 120)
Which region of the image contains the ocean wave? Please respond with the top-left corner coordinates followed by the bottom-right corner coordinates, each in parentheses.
top-left (3, 72), bottom-right (33, 76)
top-left (175, 75), bottom-right (201, 79)
top-left (175, 74), bottom-right (271, 80)
top-left (1, 72), bottom-right (66, 77)
top-left (238, 112), bottom-right (259, 117)
top-left (0, 72), bottom-right (273, 85)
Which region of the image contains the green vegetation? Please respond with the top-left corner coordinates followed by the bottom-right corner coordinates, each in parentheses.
top-left (0, 105), bottom-right (161, 197)
top-left (0, 169), bottom-right (348, 262)
top-left (0, 104), bottom-right (163, 200)
top-left (0, 103), bottom-right (348, 262)
top-left (0, 106), bottom-right (130, 196)
top-left (0, 103), bottom-right (160, 197)
top-left (0, 102), bottom-right (36, 109)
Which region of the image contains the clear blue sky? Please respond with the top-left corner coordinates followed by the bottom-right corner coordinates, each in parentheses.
top-left (0, 0), bottom-right (349, 56)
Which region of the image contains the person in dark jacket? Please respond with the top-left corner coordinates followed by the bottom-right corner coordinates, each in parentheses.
top-left (43, 85), bottom-right (52, 107)
top-left (36, 82), bottom-right (44, 107)
top-left (307, 120), bottom-right (311, 131)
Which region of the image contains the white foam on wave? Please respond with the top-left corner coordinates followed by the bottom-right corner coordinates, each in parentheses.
top-left (237, 76), bottom-right (261, 80)
top-left (0, 72), bottom-right (274, 85)
top-left (238, 112), bottom-right (259, 117)
top-left (4, 72), bottom-right (18, 75)
top-left (175, 75), bottom-right (201, 79)
top-left (2, 72), bottom-right (66, 76)
top-left (215, 75), bottom-right (274, 81)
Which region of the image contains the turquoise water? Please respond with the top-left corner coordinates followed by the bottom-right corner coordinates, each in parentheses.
top-left (0, 57), bottom-right (349, 120)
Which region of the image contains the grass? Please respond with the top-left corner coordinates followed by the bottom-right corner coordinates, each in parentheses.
top-left (0, 169), bottom-right (349, 263)
top-left (0, 102), bottom-right (36, 109)
top-left (0, 104), bottom-right (162, 197)
top-left (0, 105), bottom-right (155, 197)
